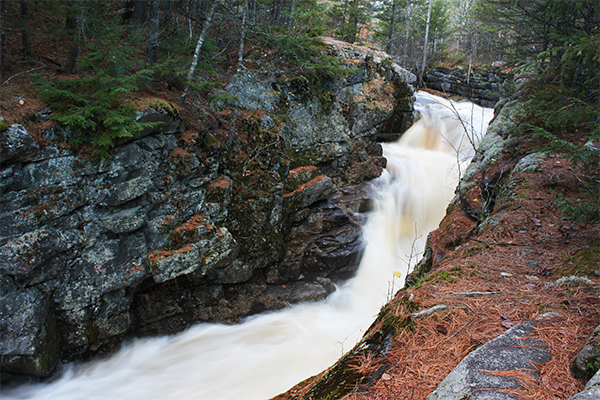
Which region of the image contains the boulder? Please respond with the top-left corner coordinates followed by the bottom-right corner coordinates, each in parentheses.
top-left (573, 324), bottom-right (600, 380)
top-left (428, 322), bottom-right (551, 400)
top-left (423, 66), bottom-right (511, 108)
top-left (0, 124), bottom-right (39, 163)
top-left (0, 277), bottom-right (60, 377)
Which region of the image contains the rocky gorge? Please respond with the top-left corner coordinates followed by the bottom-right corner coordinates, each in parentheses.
top-left (0, 42), bottom-right (420, 381)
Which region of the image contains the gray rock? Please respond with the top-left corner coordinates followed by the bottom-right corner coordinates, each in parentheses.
top-left (573, 325), bottom-right (600, 380)
top-left (104, 174), bottom-right (153, 206)
top-left (207, 260), bottom-right (252, 284)
top-left (568, 388), bottom-right (600, 400)
top-left (391, 62), bottom-right (417, 84)
top-left (428, 322), bottom-right (551, 400)
top-left (0, 277), bottom-right (60, 377)
top-left (135, 106), bottom-right (184, 138)
top-left (270, 281), bottom-right (329, 303)
top-left (283, 174), bottom-right (336, 213)
top-left (260, 116), bottom-right (275, 130)
top-left (513, 153), bottom-right (546, 174)
top-left (316, 276), bottom-right (336, 295)
top-left (0, 124), bottom-right (39, 163)
top-left (423, 67), bottom-right (509, 107)
top-left (225, 72), bottom-right (277, 113)
top-left (0, 228), bottom-right (85, 278)
top-left (99, 206), bottom-right (148, 234)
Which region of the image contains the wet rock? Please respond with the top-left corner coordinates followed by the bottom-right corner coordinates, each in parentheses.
top-left (347, 156), bottom-right (387, 184)
top-left (286, 281), bottom-right (329, 303)
top-left (269, 281), bottom-right (329, 303)
top-left (316, 276), bottom-right (336, 294)
top-left (428, 322), bottom-right (551, 400)
top-left (206, 260), bottom-right (252, 284)
top-left (0, 228), bottom-right (85, 278)
top-left (149, 219), bottom-right (237, 283)
top-left (283, 174), bottom-right (336, 213)
top-left (391, 62), bottom-right (417, 85)
top-left (423, 66), bottom-right (510, 108)
top-left (0, 277), bottom-right (60, 377)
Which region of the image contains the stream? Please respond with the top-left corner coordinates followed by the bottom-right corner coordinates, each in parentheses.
top-left (3, 92), bottom-right (494, 400)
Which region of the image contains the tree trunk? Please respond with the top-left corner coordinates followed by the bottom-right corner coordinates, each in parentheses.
top-left (65, 1), bottom-right (86, 74)
top-left (286, 0), bottom-right (296, 29)
top-left (403, 3), bottom-right (412, 64)
top-left (1, 0), bottom-right (5, 82)
top-left (180, 0), bottom-right (218, 103)
top-left (20, 0), bottom-right (31, 55)
top-left (132, 0), bottom-right (149, 26)
top-left (419, 0), bottom-right (433, 86)
top-left (350, 0), bottom-right (359, 43)
top-left (385, 0), bottom-right (396, 54)
top-left (236, 0), bottom-right (249, 74)
top-left (146, 0), bottom-right (159, 64)
top-left (230, 0), bottom-right (250, 146)
top-left (271, 0), bottom-right (283, 26)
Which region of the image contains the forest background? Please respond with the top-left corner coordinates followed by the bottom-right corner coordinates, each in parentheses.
top-left (0, 0), bottom-right (598, 229)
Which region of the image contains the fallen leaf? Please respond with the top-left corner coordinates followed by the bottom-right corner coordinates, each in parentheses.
top-left (501, 311), bottom-right (509, 320)
top-left (537, 268), bottom-right (552, 276)
top-left (587, 297), bottom-right (599, 304)
top-left (381, 373), bottom-right (391, 380)
top-left (559, 225), bottom-right (572, 232)
top-left (393, 271), bottom-right (402, 278)
top-left (436, 325), bottom-right (448, 335)
top-left (522, 284), bottom-right (536, 290)
top-left (501, 320), bottom-right (515, 329)
top-left (532, 218), bottom-right (542, 227)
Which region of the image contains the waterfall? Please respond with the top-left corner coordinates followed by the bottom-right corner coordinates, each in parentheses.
top-left (2, 92), bottom-right (494, 400)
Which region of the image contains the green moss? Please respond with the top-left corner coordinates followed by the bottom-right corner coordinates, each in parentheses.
top-left (561, 238), bottom-right (600, 276)
top-left (87, 323), bottom-right (100, 342)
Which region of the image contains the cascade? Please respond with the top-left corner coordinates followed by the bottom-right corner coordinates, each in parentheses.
top-left (2, 92), bottom-right (494, 400)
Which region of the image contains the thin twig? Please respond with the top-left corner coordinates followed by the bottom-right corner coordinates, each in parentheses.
top-left (2, 66), bottom-right (46, 85)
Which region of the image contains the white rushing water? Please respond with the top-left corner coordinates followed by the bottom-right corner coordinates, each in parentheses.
top-left (3, 92), bottom-right (494, 400)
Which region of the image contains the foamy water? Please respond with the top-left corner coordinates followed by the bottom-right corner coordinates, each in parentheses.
top-left (2, 92), bottom-right (493, 400)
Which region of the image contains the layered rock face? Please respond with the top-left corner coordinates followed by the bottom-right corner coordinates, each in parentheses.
top-left (0, 51), bottom-right (414, 380)
top-left (423, 66), bottom-right (510, 107)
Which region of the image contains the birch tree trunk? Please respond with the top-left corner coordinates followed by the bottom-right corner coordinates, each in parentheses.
top-left (419, 0), bottom-right (433, 86)
top-left (236, 0), bottom-right (249, 74)
top-left (230, 0), bottom-right (250, 146)
top-left (180, 0), bottom-right (218, 103)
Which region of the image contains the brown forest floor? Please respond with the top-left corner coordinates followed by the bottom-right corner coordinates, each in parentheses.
top-left (336, 145), bottom-right (600, 399)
